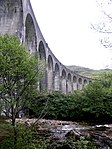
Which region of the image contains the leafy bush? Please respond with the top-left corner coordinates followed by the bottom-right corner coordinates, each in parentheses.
top-left (29, 73), bottom-right (112, 123)
top-left (81, 76), bottom-right (112, 123)
top-left (0, 123), bottom-right (50, 149)
top-left (29, 91), bottom-right (85, 121)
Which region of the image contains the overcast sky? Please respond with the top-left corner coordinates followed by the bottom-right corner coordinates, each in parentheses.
top-left (30, 0), bottom-right (112, 70)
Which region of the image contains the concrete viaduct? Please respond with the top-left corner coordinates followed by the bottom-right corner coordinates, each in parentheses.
top-left (0, 0), bottom-right (91, 94)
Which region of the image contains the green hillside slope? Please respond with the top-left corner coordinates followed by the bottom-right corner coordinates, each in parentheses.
top-left (67, 65), bottom-right (112, 78)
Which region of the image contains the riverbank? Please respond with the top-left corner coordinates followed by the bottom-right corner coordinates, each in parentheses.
top-left (5, 118), bottom-right (112, 148)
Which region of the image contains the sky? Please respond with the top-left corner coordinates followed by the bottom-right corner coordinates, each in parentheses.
top-left (30, 0), bottom-right (112, 70)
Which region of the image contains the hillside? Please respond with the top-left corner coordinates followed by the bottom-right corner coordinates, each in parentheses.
top-left (66, 65), bottom-right (112, 78)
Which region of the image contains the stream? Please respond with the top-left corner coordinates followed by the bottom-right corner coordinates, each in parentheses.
top-left (16, 119), bottom-right (112, 148)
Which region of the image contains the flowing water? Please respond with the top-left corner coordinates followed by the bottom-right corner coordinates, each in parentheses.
top-left (16, 119), bottom-right (112, 148)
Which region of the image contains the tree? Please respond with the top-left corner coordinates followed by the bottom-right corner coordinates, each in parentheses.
top-left (81, 74), bottom-right (112, 122)
top-left (0, 35), bottom-right (42, 126)
top-left (99, 72), bottom-right (112, 88)
top-left (91, 0), bottom-right (112, 48)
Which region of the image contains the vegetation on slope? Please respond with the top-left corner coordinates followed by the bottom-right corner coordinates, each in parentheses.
top-left (29, 73), bottom-right (112, 124)
top-left (67, 65), bottom-right (112, 78)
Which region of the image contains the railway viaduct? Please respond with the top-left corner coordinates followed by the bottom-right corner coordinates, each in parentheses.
top-left (0, 0), bottom-right (91, 94)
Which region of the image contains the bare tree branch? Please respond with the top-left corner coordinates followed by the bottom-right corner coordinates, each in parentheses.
top-left (91, 23), bottom-right (112, 34)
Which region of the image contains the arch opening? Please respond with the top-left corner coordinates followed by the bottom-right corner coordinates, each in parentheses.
top-left (89, 80), bottom-right (92, 83)
top-left (67, 73), bottom-right (72, 93)
top-left (55, 63), bottom-right (59, 74)
top-left (61, 69), bottom-right (67, 93)
top-left (48, 55), bottom-right (53, 70)
top-left (54, 63), bottom-right (60, 91)
top-left (38, 41), bottom-right (46, 61)
top-left (78, 77), bottom-right (83, 90)
top-left (78, 78), bottom-right (82, 84)
top-left (84, 79), bottom-right (88, 88)
top-left (38, 41), bottom-right (46, 91)
top-left (47, 55), bottom-right (53, 91)
top-left (68, 73), bottom-right (71, 81)
top-left (62, 69), bottom-right (66, 79)
top-left (25, 13), bottom-right (37, 53)
top-left (73, 75), bottom-right (78, 90)
top-left (84, 79), bottom-right (87, 84)
top-left (73, 76), bottom-right (77, 83)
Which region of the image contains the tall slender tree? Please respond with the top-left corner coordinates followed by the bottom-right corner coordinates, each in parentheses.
top-left (0, 35), bottom-right (42, 126)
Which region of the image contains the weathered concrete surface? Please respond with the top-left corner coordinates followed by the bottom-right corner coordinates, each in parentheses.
top-left (0, 0), bottom-right (92, 94)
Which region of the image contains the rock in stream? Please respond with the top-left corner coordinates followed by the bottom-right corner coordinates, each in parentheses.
top-left (15, 119), bottom-right (112, 148)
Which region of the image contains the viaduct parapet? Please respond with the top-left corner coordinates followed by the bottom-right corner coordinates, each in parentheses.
top-left (0, 0), bottom-right (91, 94)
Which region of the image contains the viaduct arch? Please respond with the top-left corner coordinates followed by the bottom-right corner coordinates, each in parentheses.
top-left (0, 0), bottom-right (91, 94)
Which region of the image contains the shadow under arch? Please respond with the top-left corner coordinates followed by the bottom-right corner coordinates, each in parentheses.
top-left (47, 55), bottom-right (53, 91)
top-left (62, 69), bottom-right (66, 79)
top-left (25, 13), bottom-right (37, 53)
top-left (84, 79), bottom-right (88, 87)
top-left (38, 41), bottom-right (47, 91)
top-left (78, 77), bottom-right (83, 90)
top-left (38, 41), bottom-right (46, 61)
top-left (67, 73), bottom-right (72, 93)
top-left (54, 63), bottom-right (60, 91)
top-left (73, 75), bottom-right (78, 90)
top-left (61, 69), bottom-right (67, 94)
top-left (68, 73), bottom-right (71, 81)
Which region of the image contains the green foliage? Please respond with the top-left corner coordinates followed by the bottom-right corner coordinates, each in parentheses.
top-left (76, 136), bottom-right (99, 149)
top-left (100, 73), bottom-right (112, 88)
top-left (0, 35), bottom-right (42, 125)
top-left (0, 123), bottom-right (50, 149)
top-left (81, 74), bottom-right (112, 122)
top-left (29, 72), bottom-right (112, 123)
top-left (0, 121), bottom-right (99, 149)
top-left (67, 65), bottom-right (112, 78)
top-left (29, 92), bottom-right (68, 119)
top-left (82, 82), bottom-right (106, 116)
top-left (62, 136), bottom-right (99, 149)
top-left (29, 91), bottom-right (84, 121)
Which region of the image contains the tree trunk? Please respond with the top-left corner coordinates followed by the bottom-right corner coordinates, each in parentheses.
top-left (11, 106), bottom-right (17, 148)
top-left (11, 105), bottom-right (16, 126)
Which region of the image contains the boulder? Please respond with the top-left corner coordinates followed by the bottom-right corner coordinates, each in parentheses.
top-left (65, 129), bottom-right (81, 140)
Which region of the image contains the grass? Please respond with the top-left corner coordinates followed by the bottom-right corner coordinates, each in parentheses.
top-left (0, 119), bottom-right (13, 144)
